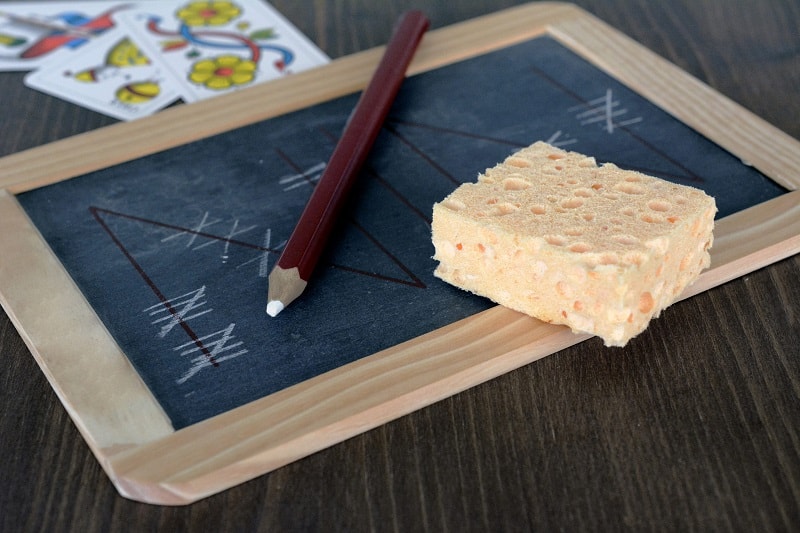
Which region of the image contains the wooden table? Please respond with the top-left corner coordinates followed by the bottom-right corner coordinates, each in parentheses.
top-left (1, 1), bottom-right (798, 530)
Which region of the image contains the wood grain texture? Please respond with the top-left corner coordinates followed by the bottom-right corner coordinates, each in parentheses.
top-left (1, 0), bottom-right (798, 530)
top-left (0, 191), bottom-right (173, 450)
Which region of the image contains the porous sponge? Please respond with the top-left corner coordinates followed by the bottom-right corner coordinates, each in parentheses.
top-left (431, 141), bottom-right (716, 346)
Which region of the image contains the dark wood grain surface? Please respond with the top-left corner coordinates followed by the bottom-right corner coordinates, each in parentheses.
top-left (1, 1), bottom-right (798, 531)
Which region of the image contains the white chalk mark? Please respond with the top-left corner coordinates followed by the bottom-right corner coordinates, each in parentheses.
top-left (174, 323), bottom-right (248, 384)
top-left (192, 218), bottom-right (257, 252)
top-left (279, 162), bottom-right (326, 191)
top-left (577, 109), bottom-right (629, 125)
top-left (221, 219), bottom-right (237, 263)
top-left (161, 211), bottom-right (221, 246)
top-left (568, 88), bottom-right (642, 134)
top-left (568, 94), bottom-right (615, 112)
top-left (604, 88), bottom-right (614, 133)
top-left (258, 228), bottom-right (272, 278)
top-left (236, 235), bottom-right (286, 275)
top-left (573, 102), bottom-right (619, 117)
top-left (546, 130), bottom-right (578, 147)
top-left (144, 286), bottom-right (212, 338)
top-left (615, 117), bottom-right (643, 127)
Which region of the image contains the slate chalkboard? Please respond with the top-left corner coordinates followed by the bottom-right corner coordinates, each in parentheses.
top-left (17, 36), bottom-right (785, 429)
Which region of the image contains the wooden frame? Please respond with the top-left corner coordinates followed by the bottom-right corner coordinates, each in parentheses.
top-left (1, 2), bottom-right (798, 505)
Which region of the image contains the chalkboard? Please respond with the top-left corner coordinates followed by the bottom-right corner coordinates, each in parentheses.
top-left (2, 3), bottom-right (799, 504)
top-left (17, 36), bottom-right (785, 428)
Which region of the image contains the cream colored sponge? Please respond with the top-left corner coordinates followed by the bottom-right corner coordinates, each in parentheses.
top-left (431, 141), bottom-right (716, 346)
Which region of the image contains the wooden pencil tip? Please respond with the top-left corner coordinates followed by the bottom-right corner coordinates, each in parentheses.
top-left (266, 266), bottom-right (307, 317)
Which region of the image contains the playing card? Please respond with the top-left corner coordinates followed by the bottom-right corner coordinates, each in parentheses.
top-left (115, 0), bottom-right (329, 102)
top-left (24, 26), bottom-right (182, 121)
top-left (0, 2), bottom-right (134, 71)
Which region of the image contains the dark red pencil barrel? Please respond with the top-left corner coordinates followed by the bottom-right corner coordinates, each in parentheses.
top-left (276, 11), bottom-right (429, 280)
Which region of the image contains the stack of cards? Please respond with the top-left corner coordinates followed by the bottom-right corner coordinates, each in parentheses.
top-left (0, 1), bottom-right (329, 120)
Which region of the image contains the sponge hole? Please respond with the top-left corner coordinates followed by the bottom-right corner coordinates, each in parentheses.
top-left (624, 251), bottom-right (647, 266)
top-left (561, 198), bottom-right (584, 209)
top-left (531, 205), bottom-right (547, 215)
top-left (587, 253), bottom-right (619, 264)
top-left (569, 242), bottom-right (592, 253)
top-left (648, 199), bottom-right (672, 212)
top-left (491, 203), bottom-right (519, 216)
top-left (641, 213), bottom-right (664, 224)
top-left (565, 227), bottom-right (585, 236)
top-left (545, 235), bottom-right (567, 246)
top-left (441, 198), bottom-right (466, 211)
top-left (506, 157), bottom-right (531, 168)
top-left (639, 291), bottom-right (654, 313)
top-left (614, 182), bottom-right (646, 195)
top-left (598, 254), bottom-right (618, 266)
top-left (541, 165), bottom-right (563, 174)
top-left (612, 234), bottom-right (640, 246)
top-left (502, 177), bottom-right (532, 190)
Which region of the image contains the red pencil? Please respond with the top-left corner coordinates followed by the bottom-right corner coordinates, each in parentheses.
top-left (267, 10), bottom-right (429, 317)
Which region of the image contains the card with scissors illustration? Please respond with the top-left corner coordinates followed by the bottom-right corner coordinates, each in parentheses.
top-left (0, 1), bottom-right (133, 71)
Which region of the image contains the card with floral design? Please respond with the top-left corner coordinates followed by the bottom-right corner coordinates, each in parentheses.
top-left (115, 0), bottom-right (329, 102)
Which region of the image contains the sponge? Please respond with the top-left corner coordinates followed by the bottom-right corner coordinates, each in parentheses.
top-left (431, 141), bottom-right (716, 346)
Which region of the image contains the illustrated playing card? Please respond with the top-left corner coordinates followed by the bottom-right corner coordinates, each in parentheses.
top-left (0, 2), bottom-right (134, 71)
top-left (24, 26), bottom-right (182, 121)
top-left (115, 0), bottom-right (329, 102)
